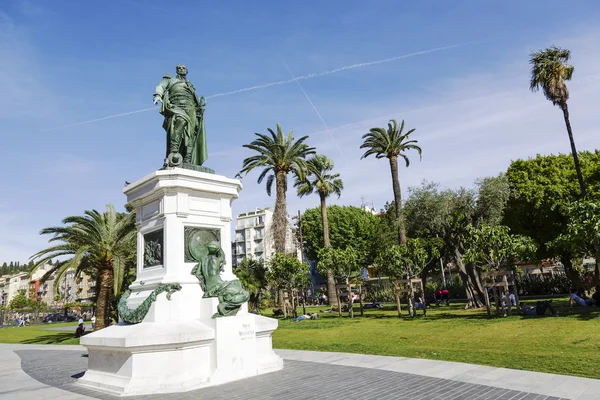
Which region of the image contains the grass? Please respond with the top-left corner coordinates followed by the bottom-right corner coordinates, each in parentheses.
top-left (1, 298), bottom-right (598, 379)
top-left (270, 297), bottom-right (600, 379)
top-left (0, 321), bottom-right (81, 345)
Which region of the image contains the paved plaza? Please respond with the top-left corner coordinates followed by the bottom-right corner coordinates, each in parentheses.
top-left (0, 344), bottom-right (598, 399)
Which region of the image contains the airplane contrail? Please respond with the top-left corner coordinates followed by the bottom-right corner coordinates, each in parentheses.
top-left (208, 42), bottom-right (465, 98)
top-left (283, 61), bottom-right (343, 156)
top-left (45, 42), bottom-right (470, 131)
top-left (45, 107), bottom-right (156, 131)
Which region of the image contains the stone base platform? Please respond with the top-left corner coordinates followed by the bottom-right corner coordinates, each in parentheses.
top-left (76, 314), bottom-right (282, 396)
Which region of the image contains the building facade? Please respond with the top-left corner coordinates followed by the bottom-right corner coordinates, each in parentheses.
top-left (0, 264), bottom-right (96, 309)
top-left (233, 208), bottom-right (300, 266)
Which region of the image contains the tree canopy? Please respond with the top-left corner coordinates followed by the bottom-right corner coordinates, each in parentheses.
top-left (300, 205), bottom-right (379, 266)
top-left (503, 151), bottom-right (600, 280)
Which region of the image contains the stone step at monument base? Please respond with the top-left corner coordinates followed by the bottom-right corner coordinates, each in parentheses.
top-left (77, 314), bottom-right (283, 397)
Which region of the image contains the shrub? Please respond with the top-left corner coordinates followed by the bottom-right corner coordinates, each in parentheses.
top-left (516, 273), bottom-right (571, 296)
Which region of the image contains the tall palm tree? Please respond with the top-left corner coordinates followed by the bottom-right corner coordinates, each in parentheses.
top-left (295, 154), bottom-right (344, 305)
top-left (30, 205), bottom-right (135, 330)
top-left (360, 119), bottom-right (421, 245)
top-left (529, 46), bottom-right (586, 196)
top-left (238, 123), bottom-right (316, 254)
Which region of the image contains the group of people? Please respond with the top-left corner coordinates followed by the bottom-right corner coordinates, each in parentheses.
top-left (412, 289), bottom-right (450, 310)
top-left (12, 313), bottom-right (31, 327)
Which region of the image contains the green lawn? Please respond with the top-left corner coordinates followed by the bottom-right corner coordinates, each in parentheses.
top-left (1, 299), bottom-right (598, 379)
top-left (271, 298), bottom-right (600, 379)
top-left (0, 322), bottom-right (81, 345)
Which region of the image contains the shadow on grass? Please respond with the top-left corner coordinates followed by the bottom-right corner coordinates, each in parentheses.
top-left (569, 308), bottom-right (600, 321)
top-left (20, 332), bottom-right (77, 345)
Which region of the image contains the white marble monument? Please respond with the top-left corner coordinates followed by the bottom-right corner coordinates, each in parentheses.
top-left (77, 168), bottom-right (283, 396)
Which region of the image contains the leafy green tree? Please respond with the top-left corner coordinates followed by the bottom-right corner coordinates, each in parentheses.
top-left (300, 205), bottom-right (379, 268)
top-left (234, 257), bottom-right (268, 311)
top-left (529, 46), bottom-right (585, 196)
top-left (267, 253), bottom-right (309, 316)
top-left (376, 239), bottom-right (438, 281)
top-left (360, 119), bottom-right (421, 245)
top-left (316, 246), bottom-right (360, 316)
top-left (30, 204), bottom-right (136, 330)
top-left (375, 239), bottom-right (438, 316)
top-left (463, 225), bottom-right (537, 270)
top-left (267, 253), bottom-right (309, 292)
top-left (295, 154), bottom-right (343, 305)
top-left (403, 176), bottom-right (510, 308)
top-left (8, 290), bottom-right (32, 310)
top-left (238, 124), bottom-right (316, 253)
top-left (316, 246), bottom-right (361, 286)
top-left (504, 152), bottom-right (600, 284)
top-left (551, 200), bottom-right (600, 283)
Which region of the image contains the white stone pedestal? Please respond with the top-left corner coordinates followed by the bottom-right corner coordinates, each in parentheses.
top-left (77, 168), bottom-right (283, 396)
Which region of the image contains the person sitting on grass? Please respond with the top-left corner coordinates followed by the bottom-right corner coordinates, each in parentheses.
top-left (501, 290), bottom-right (517, 307)
top-left (414, 293), bottom-right (424, 309)
top-left (75, 319), bottom-right (86, 338)
top-left (569, 287), bottom-right (594, 307)
top-left (320, 305), bottom-right (339, 313)
top-left (520, 300), bottom-right (558, 317)
top-left (434, 289), bottom-right (450, 307)
top-left (291, 313), bottom-right (318, 322)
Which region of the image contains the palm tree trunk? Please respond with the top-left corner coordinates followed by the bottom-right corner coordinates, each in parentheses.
top-left (95, 267), bottom-right (114, 330)
top-left (320, 193), bottom-right (338, 306)
top-left (388, 156), bottom-right (407, 245)
top-left (560, 102), bottom-right (586, 197)
top-left (273, 170), bottom-right (288, 254)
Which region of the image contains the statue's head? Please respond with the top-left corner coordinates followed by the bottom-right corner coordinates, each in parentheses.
top-left (176, 64), bottom-right (188, 77)
top-left (206, 241), bottom-right (221, 254)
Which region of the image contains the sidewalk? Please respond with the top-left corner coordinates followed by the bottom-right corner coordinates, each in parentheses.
top-left (1, 344), bottom-right (598, 399)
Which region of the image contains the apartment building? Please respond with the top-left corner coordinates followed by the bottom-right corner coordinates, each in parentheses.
top-left (233, 208), bottom-right (300, 266)
top-left (0, 275), bottom-right (9, 307)
top-left (0, 272), bottom-right (30, 306)
top-left (0, 263), bottom-right (96, 308)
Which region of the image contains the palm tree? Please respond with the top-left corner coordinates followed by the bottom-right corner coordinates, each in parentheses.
top-left (295, 154), bottom-right (343, 305)
top-left (30, 205), bottom-right (135, 330)
top-left (238, 123), bottom-right (316, 253)
top-left (529, 46), bottom-right (586, 196)
top-left (233, 256), bottom-right (268, 312)
top-left (360, 119), bottom-right (421, 245)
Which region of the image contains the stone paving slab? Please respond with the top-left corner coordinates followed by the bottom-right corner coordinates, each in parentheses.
top-left (13, 348), bottom-right (569, 400)
top-left (275, 349), bottom-right (600, 399)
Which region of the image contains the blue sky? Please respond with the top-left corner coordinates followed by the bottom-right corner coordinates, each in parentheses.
top-left (2, 0), bottom-right (600, 262)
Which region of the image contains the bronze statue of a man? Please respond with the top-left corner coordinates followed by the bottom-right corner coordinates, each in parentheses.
top-left (154, 65), bottom-right (208, 167)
